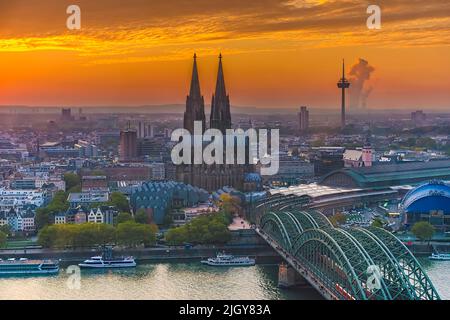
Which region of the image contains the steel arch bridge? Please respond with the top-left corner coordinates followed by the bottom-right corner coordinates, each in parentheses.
top-left (257, 208), bottom-right (440, 300)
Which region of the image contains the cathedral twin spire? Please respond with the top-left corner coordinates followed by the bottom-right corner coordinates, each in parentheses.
top-left (184, 54), bottom-right (231, 134)
top-left (184, 53), bottom-right (206, 133)
top-left (189, 53), bottom-right (201, 100)
top-left (210, 54), bottom-right (232, 133)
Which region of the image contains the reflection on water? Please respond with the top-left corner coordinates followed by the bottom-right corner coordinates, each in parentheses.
top-left (418, 258), bottom-right (450, 300)
top-left (0, 263), bottom-right (322, 300)
top-left (0, 260), bottom-right (447, 300)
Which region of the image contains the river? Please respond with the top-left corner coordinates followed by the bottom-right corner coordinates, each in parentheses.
top-left (0, 260), bottom-right (448, 300)
top-left (417, 258), bottom-right (450, 300)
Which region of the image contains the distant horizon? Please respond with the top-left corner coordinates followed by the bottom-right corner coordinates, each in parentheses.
top-left (0, 104), bottom-right (449, 115)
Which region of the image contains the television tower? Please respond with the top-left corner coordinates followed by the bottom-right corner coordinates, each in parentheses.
top-left (337, 59), bottom-right (350, 129)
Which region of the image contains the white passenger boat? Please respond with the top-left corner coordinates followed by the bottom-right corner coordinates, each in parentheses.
top-left (428, 253), bottom-right (450, 261)
top-left (78, 246), bottom-right (136, 268)
top-left (201, 252), bottom-right (255, 267)
top-left (0, 258), bottom-right (59, 276)
top-left (78, 256), bottom-right (136, 268)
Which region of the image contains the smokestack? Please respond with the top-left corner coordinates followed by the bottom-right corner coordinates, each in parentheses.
top-left (349, 59), bottom-right (375, 110)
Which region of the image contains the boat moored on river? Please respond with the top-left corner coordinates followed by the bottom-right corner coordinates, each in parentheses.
top-left (0, 258), bottom-right (59, 276)
top-left (429, 253), bottom-right (450, 261)
top-left (201, 252), bottom-right (255, 267)
top-left (78, 246), bottom-right (136, 269)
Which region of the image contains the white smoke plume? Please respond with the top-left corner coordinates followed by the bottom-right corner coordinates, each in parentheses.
top-left (349, 59), bottom-right (375, 110)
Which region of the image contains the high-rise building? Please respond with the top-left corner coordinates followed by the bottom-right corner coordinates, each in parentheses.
top-left (136, 121), bottom-right (145, 139)
top-left (78, 108), bottom-right (86, 121)
top-left (262, 155), bottom-right (314, 186)
top-left (411, 110), bottom-right (427, 127)
top-left (61, 108), bottom-right (73, 122)
top-left (138, 138), bottom-right (163, 161)
top-left (337, 60), bottom-right (350, 129)
top-left (119, 126), bottom-right (138, 162)
top-left (298, 106), bottom-right (309, 132)
top-left (146, 124), bottom-right (155, 138)
top-left (135, 121), bottom-right (155, 138)
top-left (183, 53), bottom-right (206, 134)
top-left (210, 54), bottom-right (232, 134)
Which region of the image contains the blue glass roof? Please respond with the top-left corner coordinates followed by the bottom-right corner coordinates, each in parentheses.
top-left (402, 181), bottom-right (450, 214)
top-left (244, 173), bottom-right (262, 182)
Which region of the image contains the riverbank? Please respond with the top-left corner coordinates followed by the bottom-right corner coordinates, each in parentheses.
top-left (0, 229), bottom-right (281, 264)
top-left (3, 228), bottom-right (446, 262)
top-left (407, 242), bottom-right (450, 256)
top-left (0, 244), bottom-right (280, 263)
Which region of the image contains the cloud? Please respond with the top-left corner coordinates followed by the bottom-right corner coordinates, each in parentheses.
top-left (0, 0), bottom-right (448, 64)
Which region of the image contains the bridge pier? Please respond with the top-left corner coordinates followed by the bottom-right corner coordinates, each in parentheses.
top-left (278, 263), bottom-right (308, 288)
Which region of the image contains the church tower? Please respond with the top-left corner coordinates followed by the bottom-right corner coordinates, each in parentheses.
top-left (184, 53), bottom-right (206, 134)
top-left (177, 53), bottom-right (249, 192)
top-left (210, 54), bottom-right (232, 133)
top-left (362, 133), bottom-right (373, 167)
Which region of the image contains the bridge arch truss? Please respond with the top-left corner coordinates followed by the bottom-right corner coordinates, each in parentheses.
top-left (257, 200), bottom-right (440, 300)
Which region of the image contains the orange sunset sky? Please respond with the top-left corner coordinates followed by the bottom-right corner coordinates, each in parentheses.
top-left (0, 0), bottom-right (449, 110)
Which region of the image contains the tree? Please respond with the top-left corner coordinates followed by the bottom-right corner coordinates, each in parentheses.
top-left (0, 225), bottom-right (11, 237)
top-left (134, 209), bottom-right (149, 224)
top-left (142, 224), bottom-right (158, 246)
top-left (0, 231), bottom-right (7, 248)
top-left (72, 224), bottom-right (98, 248)
top-left (117, 212), bottom-right (133, 224)
top-left (162, 213), bottom-right (173, 228)
top-left (219, 193), bottom-right (240, 215)
top-left (47, 191), bottom-right (69, 213)
top-left (411, 221), bottom-right (435, 242)
top-left (165, 227), bottom-right (188, 245)
top-left (38, 223), bottom-right (117, 249)
top-left (38, 226), bottom-right (59, 248)
top-left (95, 224), bottom-right (116, 246)
top-left (35, 207), bottom-right (54, 230)
top-left (109, 192), bottom-right (130, 212)
top-left (64, 173), bottom-right (81, 191)
top-left (329, 213), bottom-right (347, 227)
top-left (165, 212), bottom-right (231, 245)
top-left (116, 221), bottom-right (157, 247)
top-left (35, 190), bottom-right (70, 230)
top-left (416, 137), bottom-right (437, 150)
top-left (371, 218), bottom-right (384, 228)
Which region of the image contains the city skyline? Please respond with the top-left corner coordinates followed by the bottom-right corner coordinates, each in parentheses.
top-left (0, 0), bottom-right (449, 304)
top-left (0, 1), bottom-right (449, 110)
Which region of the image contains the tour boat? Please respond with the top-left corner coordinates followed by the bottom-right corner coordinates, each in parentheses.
top-left (428, 253), bottom-right (450, 261)
top-left (0, 258), bottom-right (59, 276)
top-left (201, 252), bottom-right (255, 267)
top-left (78, 255), bottom-right (137, 268)
top-left (78, 246), bottom-right (136, 268)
